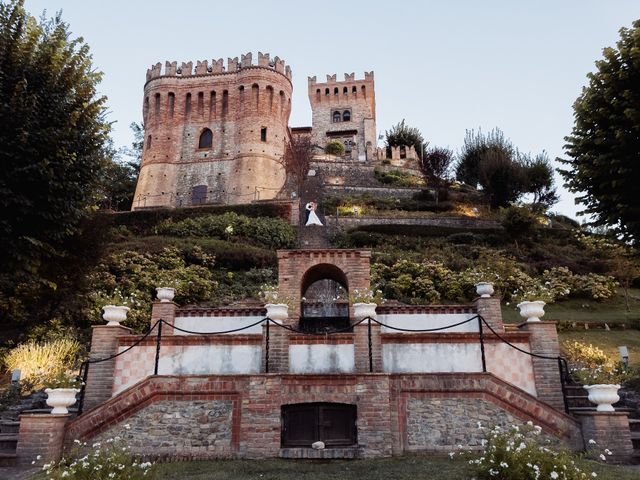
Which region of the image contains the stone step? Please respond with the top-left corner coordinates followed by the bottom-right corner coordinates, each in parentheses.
top-left (0, 435), bottom-right (17, 450)
top-left (280, 447), bottom-right (359, 459)
top-left (629, 419), bottom-right (640, 432)
top-left (0, 421), bottom-right (19, 434)
top-left (0, 451), bottom-right (17, 468)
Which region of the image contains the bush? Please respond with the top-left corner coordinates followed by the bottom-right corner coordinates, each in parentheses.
top-left (156, 212), bottom-right (297, 249)
top-left (43, 437), bottom-right (155, 479)
top-left (446, 232), bottom-right (478, 245)
top-left (374, 169), bottom-right (425, 187)
top-left (325, 140), bottom-right (345, 156)
top-left (463, 422), bottom-right (606, 479)
top-left (501, 205), bottom-right (537, 241)
top-left (4, 338), bottom-right (81, 390)
top-left (563, 341), bottom-right (631, 385)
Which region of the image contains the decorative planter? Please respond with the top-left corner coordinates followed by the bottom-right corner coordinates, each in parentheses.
top-left (156, 287), bottom-right (176, 303)
top-left (353, 302), bottom-right (377, 320)
top-left (517, 300), bottom-right (546, 322)
top-left (102, 305), bottom-right (130, 326)
top-left (584, 384), bottom-right (621, 412)
top-left (45, 388), bottom-right (79, 415)
top-left (475, 282), bottom-right (494, 298)
top-left (265, 303), bottom-right (289, 321)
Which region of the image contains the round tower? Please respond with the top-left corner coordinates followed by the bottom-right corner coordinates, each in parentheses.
top-left (132, 52), bottom-right (292, 209)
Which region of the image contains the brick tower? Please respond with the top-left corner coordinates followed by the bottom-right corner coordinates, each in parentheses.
top-left (308, 72), bottom-right (376, 162)
top-left (133, 52), bottom-right (292, 210)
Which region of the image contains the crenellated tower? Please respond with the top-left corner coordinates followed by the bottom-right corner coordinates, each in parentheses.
top-left (308, 72), bottom-right (376, 161)
top-left (133, 52), bottom-right (293, 209)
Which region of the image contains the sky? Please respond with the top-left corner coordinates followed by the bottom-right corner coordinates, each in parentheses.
top-left (25, 0), bottom-right (640, 219)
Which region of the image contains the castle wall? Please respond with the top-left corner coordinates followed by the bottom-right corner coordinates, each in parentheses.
top-left (308, 73), bottom-right (376, 162)
top-left (133, 53), bottom-right (292, 209)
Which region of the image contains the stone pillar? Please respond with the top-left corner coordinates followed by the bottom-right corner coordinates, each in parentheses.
top-left (474, 296), bottom-right (503, 333)
top-left (16, 414), bottom-right (70, 466)
top-left (354, 322), bottom-right (381, 373)
top-left (83, 325), bottom-right (131, 412)
top-left (519, 321), bottom-right (564, 410)
top-left (576, 412), bottom-right (634, 464)
top-left (150, 300), bottom-right (177, 335)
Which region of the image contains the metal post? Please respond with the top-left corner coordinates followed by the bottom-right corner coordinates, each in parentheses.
top-left (558, 357), bottom-right (570, 414)
top-left (478, 316), bottom-right (487, 373)
top-left (368, 317), bottom-right (373, 373)
top-left (77, 361), bottom-right (90, 415)
top-left (154, 320), bottom-right (163, 376)
top-left (265, 318), bottom-right (270, 374)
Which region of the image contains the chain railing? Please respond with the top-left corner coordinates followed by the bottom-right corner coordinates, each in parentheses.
top-left (76, 314), bottom-right (572, 416)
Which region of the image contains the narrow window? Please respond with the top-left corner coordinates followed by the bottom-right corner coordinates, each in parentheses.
top-left (325, 88), bottom-right (330, 96)
top-left (222, 90), bottom-right (229, 115)
top-left (352, 86), bottom-right (357, 95)
top-left (210, 91), bottom-right (216, 118)
top-left (144, 97), bottom-right (149, 118)
top-left (168, 92), bottom-right (175, 117)
top-left (199, 128), bottom-right (213, 149)
top-left (342, 110), bottom-right (351, 122)
top-left (279, 91), bottom-right (285, 114)
top-left (252, 84), bottom-right (259, 110)
top-left (332, 111), bottom-right (341, 123)
top-left (154, 93), bottom-right (160, 115)
top-left (239, 85), bottom-right (245, 104)
top-left (197, 92), bottom-right (204, 115)
top-left (185, 93), bottom-right (192, 115)
top-left (334, 87), bottom-right (339, 95)
top-left (361, 85), bottom-right (366, 97)
top-left (267, 86), bottom-right (274, 111)
top-left (146, 135), bottom-right (152, 149)
top-left (261, 127), bottom-right (267, 142)
top-left (343, 87), bottom-right (348, 95)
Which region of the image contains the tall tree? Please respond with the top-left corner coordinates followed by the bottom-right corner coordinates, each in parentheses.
top-left (523, 152), bottom-right (558, 212)
top-left (558, 20), bottom-right (640, 245)
top-left (0, 1), bottom-right (109, 280)
top-left (385, 119), bottom-right (427, 159)
top-left (420, 147), bottom-right (454, 203)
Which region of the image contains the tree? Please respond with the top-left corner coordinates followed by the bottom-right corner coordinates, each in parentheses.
top-left (477, 147), bottom-right (528, 208)
top-left (456, 128), bottom-right (513, 187)
top-left (523, 152), bottom-right (558, 212)
top-left (420, 147), bottom-right (454, 203)
top-left (0, 2), bottom-right (109, 284)
top-left (385, 119), bottom-right (427, 159)
top-left (558, 20), bottom-right (640, 245)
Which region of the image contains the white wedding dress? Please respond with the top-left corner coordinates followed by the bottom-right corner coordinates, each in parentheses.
top-left (305, 203), bottom-right (323, 226)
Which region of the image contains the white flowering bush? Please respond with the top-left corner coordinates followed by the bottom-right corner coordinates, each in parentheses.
top-left (349, 288), bottom-right (386, 305)
top-left (42, 437), bottom-right (155, 479)
top-left (459, 422), bottom-right (605, 479)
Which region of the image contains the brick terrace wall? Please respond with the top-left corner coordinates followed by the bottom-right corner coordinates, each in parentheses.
top-left (16, 414), bottom-right (70, 466)
top-left (576, 412), bottom-right (634, 464)
top-left (65, 373), bottom-right (581, 460)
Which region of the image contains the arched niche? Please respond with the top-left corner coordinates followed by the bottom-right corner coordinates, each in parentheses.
top-left (299, 263), bottom-right (349, 332)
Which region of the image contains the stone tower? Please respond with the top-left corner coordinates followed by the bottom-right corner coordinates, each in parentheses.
top-left (308, 72), bottom-right (376, 162)
top-left (132, 52), bottom-right (292, 210)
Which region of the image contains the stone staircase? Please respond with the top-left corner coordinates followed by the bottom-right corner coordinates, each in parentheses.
top-left (0, 420), bottom-right (19, 467)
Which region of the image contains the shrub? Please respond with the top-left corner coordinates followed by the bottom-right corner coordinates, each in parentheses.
top-left (462, 422), bottom-right (605, 479)
top-left (374, 168), bottom-right (425, 187)
top-left (156, 212), bottom-right (296, 249)
top-left (563, 341), bottom-right (631, 385)
top-left (4, 338), bottom-right (81, 390)
top-left (446, 232), bottom-right (478, 245)
top-left (325, 140), bottom-right (345, 156)
top-left (43, 437), bottom-right (155, 479)
top-left (501, 205), bottom-right (537, 242)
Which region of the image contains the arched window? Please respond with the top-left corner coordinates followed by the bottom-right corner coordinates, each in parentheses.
top-left (146, 135), bottom-right (152, 150)
top-left (334, 87), bottom-right (339, 95)
top-left (198, 128), bottom-right (213, 149)
top-left (342, 110), bottom-right (351, 122)
top-left (343, 87), bottom-right (348, 95)
top-left (352, 86), bottom-right (357, 95)
top-left (325, 88), bottom-right (330, 96)
top-left (332, 111), bottom-right (341, 123)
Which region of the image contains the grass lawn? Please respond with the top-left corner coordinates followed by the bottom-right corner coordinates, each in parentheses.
top-left (153, 457), bottom-right (640, 480)
top-left (501, 289), bottom-right (640, 326)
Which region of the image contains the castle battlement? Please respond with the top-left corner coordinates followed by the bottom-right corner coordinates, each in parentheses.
top-left (146, 52), bottom-right (292, 83)
top-left (308, 71), bottom-right (374, 86)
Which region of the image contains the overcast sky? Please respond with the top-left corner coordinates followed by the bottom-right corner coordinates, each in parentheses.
top-left (25, 0), bottom-right (640, 219)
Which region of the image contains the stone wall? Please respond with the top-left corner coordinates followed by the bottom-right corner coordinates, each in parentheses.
top-left (93, 400), bottom-right (235, 459)
top-left (327, 215), bottom-right (502, 230)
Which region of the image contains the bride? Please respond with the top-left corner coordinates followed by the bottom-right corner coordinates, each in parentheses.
top-left (305, 202), bottom-right (323, 226)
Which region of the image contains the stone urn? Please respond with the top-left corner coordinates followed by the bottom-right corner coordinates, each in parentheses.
top-left (584, 384), bottom-right (621, 412)
top-left (102, 305), bottom-right (130, 326)
top-left (475, 282), bottom-right (494, 298)
top-left (45, 388), bottom-right (79, 415)
top-left (517, 300), bottom-right (546, 322)
top-left (156, 287), bottom-right (176, 303)
top-left (265, 303), bottom-right (289, 322)
top-left (353, 302), bottom-right (377, 320)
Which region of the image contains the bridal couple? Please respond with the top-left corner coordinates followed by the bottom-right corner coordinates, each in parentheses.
top-left (305, 201), bottom-right (323, 226)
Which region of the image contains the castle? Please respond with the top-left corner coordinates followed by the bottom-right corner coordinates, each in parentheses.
top-left (132, 52), bottom-right (383, 210)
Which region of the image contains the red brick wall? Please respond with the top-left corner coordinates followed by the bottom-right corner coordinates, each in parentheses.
top-left (16, 414), bottom-right (70, 466)
top-left (64, 372), bottom-right (582, 460)
top-left (576, 412), bottom-right (634, 464)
